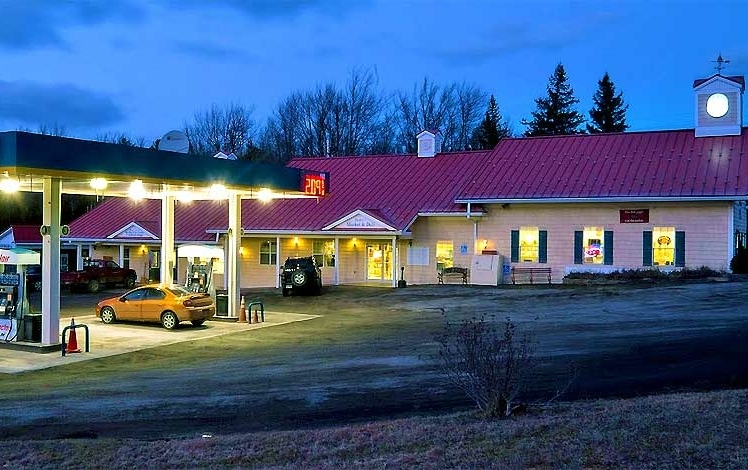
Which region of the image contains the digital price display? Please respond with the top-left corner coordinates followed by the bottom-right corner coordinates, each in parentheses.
top-left (302, 172), bottom-right (328, 197)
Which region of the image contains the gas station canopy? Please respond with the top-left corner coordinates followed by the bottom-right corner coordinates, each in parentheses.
top-left (0, 130), bottom-right (328, 349)
top-left (0, 131), bottom-right (322, 198)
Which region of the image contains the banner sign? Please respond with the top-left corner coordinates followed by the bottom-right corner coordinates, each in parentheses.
top-left (620, 209), bottom-right (649, 223)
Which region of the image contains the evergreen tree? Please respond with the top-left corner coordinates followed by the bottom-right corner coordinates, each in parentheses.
top-left (587, 72), bottom-right (629, 133)
top-left (523, 63), bottom-right (585, 137)
top-left (471, 95), bottom-right (511, 150)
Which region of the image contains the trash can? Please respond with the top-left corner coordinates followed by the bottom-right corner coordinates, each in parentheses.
top-left (23, 313), bottom-right (42, 342)
top-left (148, 267), bottom-right (160, 282)
top-left (215, 290), bottom-right (228, 316)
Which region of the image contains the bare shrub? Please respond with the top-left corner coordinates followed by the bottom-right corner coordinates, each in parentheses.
top-left (437, 313), bottom-right (536, 418)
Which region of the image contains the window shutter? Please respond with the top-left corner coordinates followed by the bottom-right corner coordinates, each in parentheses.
top-left (604, 230), bottom-right (614, 265)
top-left (539, 230), bottom-right (548, 264)
top-left (675, 231), bottom-right (686, 267)
top-left (642, 231), bottom-right (653, 266)
top-left (574, 231), bottom-right (583, 264)
top-left (510, 230), bottom-right (519, 263)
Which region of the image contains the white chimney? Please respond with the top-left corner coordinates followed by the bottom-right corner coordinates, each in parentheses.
top-left (417, 129), bottom-right (442, 157)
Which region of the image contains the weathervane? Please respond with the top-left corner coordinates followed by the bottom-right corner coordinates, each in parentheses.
top-left (713, 54), bottom-right (730, 74)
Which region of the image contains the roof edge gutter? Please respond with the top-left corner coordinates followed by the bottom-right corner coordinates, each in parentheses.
top-left (455, 196), bottom-right (748, 204)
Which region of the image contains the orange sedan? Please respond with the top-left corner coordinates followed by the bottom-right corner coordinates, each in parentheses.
top-left (96, 284), bottom-right (215, 329)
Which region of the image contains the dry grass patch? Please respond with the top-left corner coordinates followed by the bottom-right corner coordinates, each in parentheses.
top-left (3, 388), bottom-right (747, 469)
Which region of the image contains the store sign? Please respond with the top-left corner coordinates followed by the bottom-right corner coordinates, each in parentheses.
top-left (342, 215), bottom-right (387, 229)
top-left (620, 209), bottom-right (649, 223)
top-left (301, 172), bottom-right (329, 197)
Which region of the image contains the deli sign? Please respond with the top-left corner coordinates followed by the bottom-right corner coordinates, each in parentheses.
top-left (620, 209), bottom-right (649, 223)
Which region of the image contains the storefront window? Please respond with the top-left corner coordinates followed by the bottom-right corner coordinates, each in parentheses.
top-left (519, 227), bottom-right (539, 263)
top-left (260, 240), bottom-right (277, 265)
top-left (583, 227), bottom-right (604, 264)
top-left (653, 227), bottom-right (675, 266)
top-left (436, 241), bottom-right (453, 271)
top-left (313, 240), bottom-right (335, 267)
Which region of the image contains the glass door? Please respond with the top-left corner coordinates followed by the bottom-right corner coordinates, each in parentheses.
top-left (366, 243), bottom-right (392, 281)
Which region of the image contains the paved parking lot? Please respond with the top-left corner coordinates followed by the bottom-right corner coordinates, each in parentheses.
top-left (0, 311), bottom-right (318, 373)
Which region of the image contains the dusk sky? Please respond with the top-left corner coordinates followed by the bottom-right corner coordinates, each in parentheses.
top-left (1, 0), bottom-right (747, 144)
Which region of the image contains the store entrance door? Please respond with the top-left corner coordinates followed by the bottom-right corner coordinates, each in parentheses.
top-left (366, 243), bottom-right (392, 281)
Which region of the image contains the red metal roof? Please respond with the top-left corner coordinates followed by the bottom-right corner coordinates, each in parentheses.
top-left (66, 128), bottom-right (748, 240)
top-left (68, 198), bottom-right (228, 242)
top-left (458, 129), bottom-right (748, 201)
top-left (0, 225), bottom-right (42, 244)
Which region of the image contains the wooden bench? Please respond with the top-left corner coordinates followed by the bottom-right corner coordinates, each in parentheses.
top-left (511, 266), bottom-right (552, 285)
top-left (438, 266), bottom-right (469, 285)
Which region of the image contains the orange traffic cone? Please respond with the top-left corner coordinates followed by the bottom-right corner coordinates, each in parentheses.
top-left (66, 318), bottom-right (81, 354)
top-left (238, 296), bottom-right (246, 322)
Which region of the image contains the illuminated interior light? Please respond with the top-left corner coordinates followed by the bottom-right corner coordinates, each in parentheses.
top-left (129, 179), bottom-right (147, 200)
top-left (89, 178), bottom-right (108, 190)
top-left (257, 188), bottom-right (273, 203)
top-left (0, 176), bottom-right (20, 193)
top-left (209, 183), bottom-right (228, 199)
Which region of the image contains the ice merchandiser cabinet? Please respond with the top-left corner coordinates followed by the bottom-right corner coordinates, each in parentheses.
top-left (470, 254), bottom-right (504, 286)
top-left (0, 248), bottom-right (41, 343)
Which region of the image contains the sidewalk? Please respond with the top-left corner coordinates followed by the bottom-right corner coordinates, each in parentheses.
top-left (0, 311), bottom-right (318, 374)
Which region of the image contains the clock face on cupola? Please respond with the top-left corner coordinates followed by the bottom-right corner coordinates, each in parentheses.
top-left (693, 65), bottom-right (745, 137)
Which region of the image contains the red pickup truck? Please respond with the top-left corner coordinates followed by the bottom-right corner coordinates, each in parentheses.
top-left (61, 259), bottom-right (138, 293)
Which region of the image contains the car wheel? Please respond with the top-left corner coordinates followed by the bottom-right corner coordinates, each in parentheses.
top-left (161, 311), bottom-right (179, 330)
top-left (282, 288), bottom-right (290, 297)
top-left (191, 319), bottom-right (206, 326)
top-left (88, 279), bottom-right (100, 293)
top-left (100, 306), bottom-right (116, 324)
top-left (33, 280), bottom-right (42, 291)
top-left (291, 270), bottom-right (307, 287)
top-left (125, 276), bottom-right (136, 289)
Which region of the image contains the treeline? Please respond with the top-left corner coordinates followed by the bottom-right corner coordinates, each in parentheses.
top-left (29, 63), bottom-right (629, 164)
top-left (4, 63), bottom-right (629, 227)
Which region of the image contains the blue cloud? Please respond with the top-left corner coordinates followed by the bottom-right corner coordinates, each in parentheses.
top-left (0, 0), bottom-right (144, 50)
top-left (174, 0), bottom-right (366, 19)
top-left (0, 80), bottom-right (124, 129)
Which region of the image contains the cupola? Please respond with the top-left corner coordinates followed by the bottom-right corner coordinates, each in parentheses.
top-left (693, 72), bottom-right (744, 137)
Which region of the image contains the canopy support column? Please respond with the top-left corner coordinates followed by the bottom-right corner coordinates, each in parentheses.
top-left (227, 194), bottom-right (241, 318)
top-left (41, 177), bottom-right (61, 346)
top-left (160, 186), bottom-right (175, 286)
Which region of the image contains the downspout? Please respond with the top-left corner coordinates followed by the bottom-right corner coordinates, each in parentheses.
top-left (275, 235), bottom-right (281, 288)
top-left (334, 237), bottom-right (339, 285)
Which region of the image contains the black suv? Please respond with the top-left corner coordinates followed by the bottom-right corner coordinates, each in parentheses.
top-left (281, 256), bottom-right (322, 296)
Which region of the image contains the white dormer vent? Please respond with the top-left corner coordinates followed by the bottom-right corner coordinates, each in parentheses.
top-left (417, 129), bottom-right (442, 157)
top-left (693, 74), bottom-right (744, 137)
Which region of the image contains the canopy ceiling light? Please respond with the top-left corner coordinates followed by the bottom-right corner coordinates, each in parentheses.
top-left (208, 183), bottom-right (229, 200)
top-left (89, 178), bottom-right (108, 191)
top-left (257, 187), bottom-right (273, 203)
top-left (128, 179), bottom-right (147, 200)
top-left (0, 174), bottom-right (20, 193)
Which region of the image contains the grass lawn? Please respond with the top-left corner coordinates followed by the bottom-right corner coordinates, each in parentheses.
top-left (3, 388), bottom-right (747, 468)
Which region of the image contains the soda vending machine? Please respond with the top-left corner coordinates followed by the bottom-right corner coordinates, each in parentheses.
top-left (0, 248), bottom-right (41, 343)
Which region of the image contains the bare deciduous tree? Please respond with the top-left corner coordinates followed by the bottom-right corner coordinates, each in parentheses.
top-left (437, 314), bottom-right (536, 418)
top-left (261, 68), bottom-right (387, 161)
top-left (185, 103), bottom-right (256, 158)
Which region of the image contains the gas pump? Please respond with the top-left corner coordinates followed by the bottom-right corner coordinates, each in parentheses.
top-left (185, 259), bottom-right (213, 293)
top-left (0, 248), bottom-right (41, 343)
top-left (0, 276), bottom-right (20, 342)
